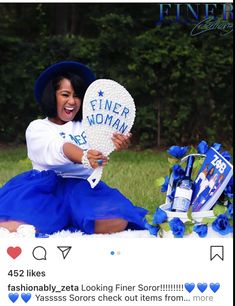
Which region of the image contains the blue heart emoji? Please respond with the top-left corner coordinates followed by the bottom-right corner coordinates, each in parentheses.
top-left (210, 283), bottom-right (220, 293)
top-left (184, 283), bottom-right (195, 293)
top-left (21, 293), bottom-right (31, 303)
top-left (8, 293), bottom-right (19, 303)
top-left (197, 283), bottom-right (208, 293)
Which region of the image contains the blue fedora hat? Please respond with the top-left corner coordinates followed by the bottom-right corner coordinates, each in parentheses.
top-left (34, 61), bottom-right (96, 103)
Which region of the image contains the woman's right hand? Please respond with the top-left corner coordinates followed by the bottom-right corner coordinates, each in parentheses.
top-left (87, 150), bottom-right (108, 169)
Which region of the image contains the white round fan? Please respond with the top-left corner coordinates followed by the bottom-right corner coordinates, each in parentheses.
top-left (82, 79), bottom-right (136, 188)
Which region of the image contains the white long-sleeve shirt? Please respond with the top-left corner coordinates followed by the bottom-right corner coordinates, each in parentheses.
top-left (25, 118), bottom-right (93, 179)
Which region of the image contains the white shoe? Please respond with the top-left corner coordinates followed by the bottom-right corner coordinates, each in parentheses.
top-left (17, 225), bottom-right (36, 237)
top-left (0, 227), bottom-right (10, 237)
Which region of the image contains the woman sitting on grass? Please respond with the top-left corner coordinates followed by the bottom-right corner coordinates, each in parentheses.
top-left (0, 61), bottom-right (148, 236)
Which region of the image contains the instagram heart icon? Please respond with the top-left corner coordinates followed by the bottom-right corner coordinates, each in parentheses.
top-left (7, 246), bottom-right (22, 259)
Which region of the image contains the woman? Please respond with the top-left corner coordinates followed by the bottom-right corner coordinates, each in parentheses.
top-left (0, 61), bottom-right (148, 236)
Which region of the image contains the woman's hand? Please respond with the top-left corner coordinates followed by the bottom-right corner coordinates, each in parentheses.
top-left (112, 132), bottom-right (132, 151)
top-left (87, 150), bottom-right (108, 169)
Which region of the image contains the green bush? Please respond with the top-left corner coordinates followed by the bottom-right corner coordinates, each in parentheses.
top-left (0, 17), bottom-right (233, 147)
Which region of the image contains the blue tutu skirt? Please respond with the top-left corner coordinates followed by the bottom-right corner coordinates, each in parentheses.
top-left (0, 170), bottom-right (148, 234)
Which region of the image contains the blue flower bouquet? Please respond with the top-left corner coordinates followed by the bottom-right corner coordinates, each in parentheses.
top-left (153, 141), bottom-right (233, 238)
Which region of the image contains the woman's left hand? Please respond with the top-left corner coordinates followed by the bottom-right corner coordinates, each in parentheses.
top-left (112, 132), bottom-right (132, 151)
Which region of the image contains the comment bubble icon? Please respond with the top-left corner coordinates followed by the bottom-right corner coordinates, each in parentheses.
top-left (32, 246), bottom-right (47, 260)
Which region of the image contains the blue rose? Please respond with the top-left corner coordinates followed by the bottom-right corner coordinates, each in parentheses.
top-left (221, 151), bottom-right (232, 162)
top-left (145, 223), bottom-right (160, 236)
top-left (193, 224), bottom-right (208, 238)
top-left (224, 177), bottom-right (233, 198)
top-left (167, 146), bottom-right (188, 159)
top-left (153, 208), bottom-right (168, 225)
top-left (172, 164), bottom-right (185, 181)
top-left (212, 214), bottom-right (233, 236)
top-left (197, 140), bottom-right (209, 154)
top-left (212, 142), bottom-right (222, 152)
top-left (169, 217), bottom-right (185, 238)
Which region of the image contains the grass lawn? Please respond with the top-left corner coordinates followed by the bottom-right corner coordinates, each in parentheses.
top-left (0, 145), bottom-right (169, 222)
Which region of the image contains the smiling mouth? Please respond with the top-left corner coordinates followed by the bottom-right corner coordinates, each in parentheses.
top-left (64, 107), bottom-right (75, 115)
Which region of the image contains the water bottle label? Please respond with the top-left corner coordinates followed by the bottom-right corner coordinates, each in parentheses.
top-left (172, 187), bottom-right (193, 211)
top-left (172, 197), bottom-right (190, 212)
top-left (174, 188), bottom-right (193, 200)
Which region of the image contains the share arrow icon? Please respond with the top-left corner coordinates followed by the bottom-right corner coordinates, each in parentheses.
top-left (57, 246), bottom-right (72, 259)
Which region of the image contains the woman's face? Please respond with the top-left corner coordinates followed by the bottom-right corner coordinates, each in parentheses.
top-left (51, 78), bottom-right (81, 125)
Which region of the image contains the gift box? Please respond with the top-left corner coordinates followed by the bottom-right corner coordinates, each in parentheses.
top-left (153, 144), bottom-right (233, 238)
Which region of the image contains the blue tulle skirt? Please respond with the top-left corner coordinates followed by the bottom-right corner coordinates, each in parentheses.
top-left (0, 170), bottom-right (148, 234)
